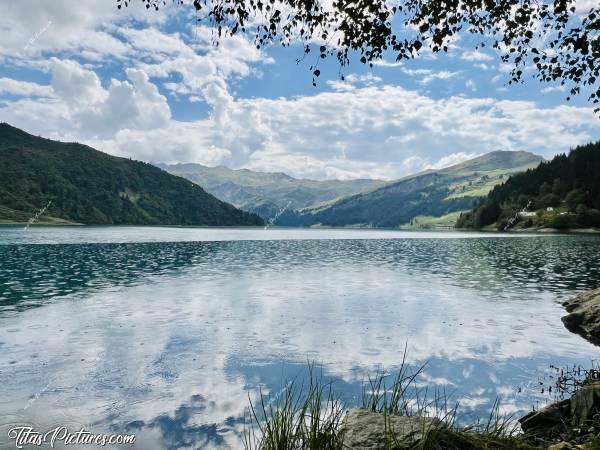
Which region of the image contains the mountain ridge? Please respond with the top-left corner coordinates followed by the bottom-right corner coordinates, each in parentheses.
top-left (288, 150), bottom-right (544, 228)
top-left (156, 162), bottom-right (387, 219)
top-left (456, 141), bottom-right (600, 230)
top-left (0, 123), bottom-right (263, 226)
top-left (159, 150), bottom-right (543, 228)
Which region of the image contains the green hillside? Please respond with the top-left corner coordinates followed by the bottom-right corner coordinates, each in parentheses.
top-left (456, 141), bottom-right (600, 230)
top-left (0, 123), bottom-right (263, 226)
top-left (289, 151), bottom-right (542, 228)
top-left (156, 162), bottom-right (386, 220)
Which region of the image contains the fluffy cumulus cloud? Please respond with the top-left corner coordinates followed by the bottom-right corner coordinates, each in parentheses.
top-left (0, 0), bottom-right (599, 180)
top-left (50, 58), bottom-right (107, 105)
top-left (224, 86), bottom-right (598, 178)
top-left (1, 58), bottom-right (171, 140)
top-left (69, 83), bottom-right (597, 180)
top-left (0, 78), bottom-right (53, 97)
top-left (2, 0), bottom-right (141, 61)
top-left (75, 66), bottom-right (171, 137)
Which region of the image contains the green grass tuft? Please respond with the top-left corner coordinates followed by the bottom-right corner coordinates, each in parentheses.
top-left (243, 363), bottom-right (345, 450)
top-left (244, 352), bottom-right (546, 450)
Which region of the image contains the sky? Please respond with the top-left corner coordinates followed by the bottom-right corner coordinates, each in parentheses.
top-left (0, 0), bottom-right (599, 181)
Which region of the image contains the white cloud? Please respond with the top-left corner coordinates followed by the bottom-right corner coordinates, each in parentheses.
top-left (119, 27), bottom-right (191, 58)
top-left (0, 0), bottom-right (158, 61)
top-left (327, 73), bottom-right (382, 91)
top-left (2, 78), bottom-right (598, 180)
top-left (0, 78), bottom-right (53, 97)
top-left (401, 68), bottom-right (461, 84)
top-left (461, 50), bottom-right (494, 62)
top-left (466, 80), bottom-right (477, 92)
top-left (474, 63), bottom-right (491, 71)
top-left (125, 68), bottom-right (171, 128)
top-left (74, 67), bottom-right (170, 138)
top-left (87, 123), bottom-right (232, 166)
top-left (420, 70), bottom-right (460, 84)
top-left (372, 59), bottom-right (403, 68)
top-left (132, 29), bottom-right (271, 110)
top-left (130, 88), bottom-right (600, 177)
top-left (541, 85), bottom-right (567, 94)
top-left (1, 59), bottom-right (172, 140)
top-left (50, 58), bottom-right (106, 105)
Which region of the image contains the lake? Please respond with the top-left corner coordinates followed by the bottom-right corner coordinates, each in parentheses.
top-left (0, 226), bottom-right (599, 449)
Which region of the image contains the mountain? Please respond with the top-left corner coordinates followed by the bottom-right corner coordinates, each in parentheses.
top-left (0, 123), bottom-right (263, 226)
top-left (456, 141), bottom-right (600, 230)
top-left (288, 151), bottom-right (543, 228)
top-left (156, 162), bottom-right (386, 220)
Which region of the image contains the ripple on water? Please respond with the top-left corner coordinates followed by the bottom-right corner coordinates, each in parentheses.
top-left (1, 232), bottom-right (600, 449)
top-left (1, 237), bottom-right (598, 313)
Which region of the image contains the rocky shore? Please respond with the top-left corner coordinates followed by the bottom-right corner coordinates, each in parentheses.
top-left (339, 381), bottom-right (600, 449)
top-left (519, 381), bottom-right (600, 448)
top-left (562, 288), bottom-right (600, 347)
top-left (246, 289), bottom-right (600, 449)
top-left (338, 289), bottom-right (600, 449)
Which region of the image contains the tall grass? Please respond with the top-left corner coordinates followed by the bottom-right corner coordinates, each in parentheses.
top-left (361, 345), bottom-right (456, 421)
top-left (243, 353), bottom-right (534, 450)
top-left (243, 363), bottom-right (345, 450)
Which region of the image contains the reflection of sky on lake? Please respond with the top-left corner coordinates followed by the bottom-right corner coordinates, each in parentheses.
top-left (0, 228), bottom-right (599, 449)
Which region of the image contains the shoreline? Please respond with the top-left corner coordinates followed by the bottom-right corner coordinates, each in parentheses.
top-left (2, 221), bottom-right (600, 234)
top-left (455, 226), bottom-right (600, 234)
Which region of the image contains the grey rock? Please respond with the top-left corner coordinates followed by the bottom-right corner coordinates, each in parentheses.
top-left (519, 399), bottom-right (570, 434)
top-left (561, 288), bottom-right (600, 346)
top-left (520, 382), bottom-right (600, 442)
top-left (341, 409), bottom-right (440, 449)
top-left (570, 382), bottom-right (600, 426)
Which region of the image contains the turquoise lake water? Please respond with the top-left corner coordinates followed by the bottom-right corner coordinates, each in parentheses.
top-left (0, 226), bottom-right (599, 449)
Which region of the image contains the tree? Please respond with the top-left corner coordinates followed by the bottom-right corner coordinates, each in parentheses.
top-left (474, 198), bottom-right (500, 227)
top-left (565, 188), bottom-right (587, 211)
top-left (539, 181), bottom-right (552, 197)
top-left (542, 193), bottom-right (560, 207)
top-left (517, 193), bottom-right (529, 206)
top-left (575, 203), bottom-right (588, 215)
top-left (552, 177), bottom-right (569, 196)
top-left (119, 0), bottom-right (600, 110)
top-left (551, 213), bottom-right (573, 229)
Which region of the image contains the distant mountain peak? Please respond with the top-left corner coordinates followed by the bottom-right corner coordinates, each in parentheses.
top-left (290, 149), bottom-right (544, 228)
top-left (457, 140), bottom-right (600, 230)
top-left (440, 150), bottom-right (543, 173)
top-left (158, 162), bottom-right (387, 219)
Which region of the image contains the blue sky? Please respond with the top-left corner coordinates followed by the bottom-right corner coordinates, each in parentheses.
top-left (1, 0), bottom-right (599, 180)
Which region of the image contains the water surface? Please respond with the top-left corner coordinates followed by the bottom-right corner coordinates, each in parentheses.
top-left (1, 226), bottom-right (599, 449)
